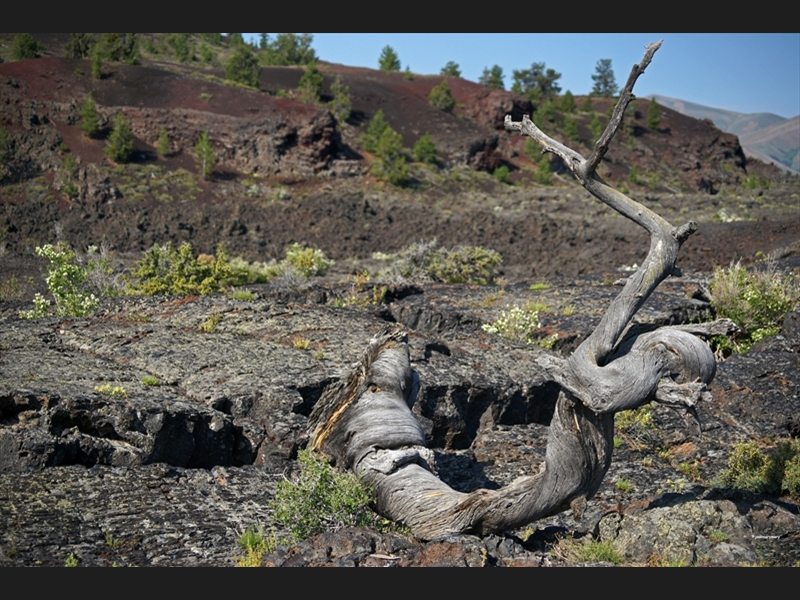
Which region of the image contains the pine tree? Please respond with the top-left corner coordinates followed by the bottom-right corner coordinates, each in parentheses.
top-left (378, 46), bottom-right (401, 71)
top-left (12, 33), bottom-right (44, 60)
top-left (511, 62), bottom-right (561, 102)
top-left (157, 128), bottom-right (171, 157)
top-left (91, 48), bottom-right (103, 79)
top-left (479, 65), bottom-right (504, 90)
top-left (105, 113), bottom-right (135, 163)
top-left (297, 62), bottom-right (323, 104)
top-left (440, 61), bottom-right (461, 77)
top-left (581, 96), bottom-right (595, 113)
top-left (194, 131), bottom-right (215, 180)
top-left (564, 115), bottom-right (579, 141)
top-left (591, 59), bottom-right (618, 97)
top-left (560, 90), bottom-right (576, 114)
top-left (590, 113), bottom-right (603, 140)
top-left (412, 133), bottom-right (437, 164)
top-left (226, 45), bottom-right (260, 87)
top-left (362, 110), bottom-right (390, 154)
top-left (330, 75), bottom-right (352, 124)
top-left (534, 153), bottom-right (552, 185)
top-left (647, 97), bottom-right (661, 131)
top-left (80, 93), bottom-right (99, 138)
top-left (428, 80), bottom-right (456, 113)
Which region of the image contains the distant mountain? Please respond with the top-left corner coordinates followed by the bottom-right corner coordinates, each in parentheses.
top-left (651, 95), bottom-right (799, 175)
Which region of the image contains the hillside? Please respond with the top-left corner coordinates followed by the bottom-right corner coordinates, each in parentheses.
top-left (652, 94), bottom-right (800, 175)
top-left (1, 34), bottom-right (797, 288)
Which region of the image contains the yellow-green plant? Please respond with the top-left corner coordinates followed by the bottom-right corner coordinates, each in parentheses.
top-left (236, 525), bottom-right (279, 567)
top-left (284, 243), bottom-right (333, 278)
top-left (127, 242), bottom-right (235, 296)
top-left (709, 260), bottom-right (799, 354)
top-left (269, 449), bottom-right (379, 543)
top-left (715, 439), bottom-right (800, 500)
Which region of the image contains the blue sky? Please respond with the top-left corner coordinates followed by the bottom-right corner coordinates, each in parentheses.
top-left (245, 34), bottom-right (800, 119)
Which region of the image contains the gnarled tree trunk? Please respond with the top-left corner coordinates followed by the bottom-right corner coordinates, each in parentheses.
top-left (307, 42), bottom-right (730, 540)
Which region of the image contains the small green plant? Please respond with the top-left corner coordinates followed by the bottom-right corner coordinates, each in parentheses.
top-left (228, 289), bottom-right (255, 301)
top-left (292, 337), bottom-right (311, 350)
top-left (236, 525), bottom-right (279, 567)
top-left (493, 165), bottom-right (511, 185)
top-left (94, 384), bottom-right (127, 398)
top-left (708, 530), bottom-right (729, 543)
top-left (141, 375), bottom-right (160, 386)
top-left (65, 553), bottom-right (79, 567)
top-left (715, 439), bottom-right (800, 500)
top-left (198, 312), bottom-right (221, 333)
top-left (708, 260), bottom-right (799, 355)
top-left (269, 448), bottom-right (380, 543)
top-left (529, 282), bottom-right (550, 291)
top-left (127, 242), bottom-right (236, 296)
top-left (678, 460), bottom-right (703, 482)
top-left (428, 80), bottom-right (456, 113)
top-left (482, 306), bottom-right (543, 344)
top-left (615, 478), bottom-right (633, 493)
top-left (614, 404), bottom-right (657, 450)
top-left (534, 153), bottom-right (553, 185)
top-left (551, 536), bottom-right (622, 565)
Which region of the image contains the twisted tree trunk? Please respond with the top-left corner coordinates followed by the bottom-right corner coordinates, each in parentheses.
top-left (307, 42), bottom-right (729, 540)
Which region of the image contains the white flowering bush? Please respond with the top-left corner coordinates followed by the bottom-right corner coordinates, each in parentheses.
top-left (482, 306), bottom-right (543, 344)
top-left (20, 243), bottom-right (101, 319)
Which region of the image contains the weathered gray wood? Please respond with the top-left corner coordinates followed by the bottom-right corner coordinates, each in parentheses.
top-left (307, 42), bottom-right (721, 540)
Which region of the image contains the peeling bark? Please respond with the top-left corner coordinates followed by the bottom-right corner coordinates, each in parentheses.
top-left (307, 42), bottom-right (723, 540)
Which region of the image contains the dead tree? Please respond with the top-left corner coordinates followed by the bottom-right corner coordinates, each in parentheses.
top-left (308, 42), bottom-right (730, 540)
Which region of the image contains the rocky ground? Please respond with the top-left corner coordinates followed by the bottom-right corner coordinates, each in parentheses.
top-left (1, 262), bottom-right (799, 566)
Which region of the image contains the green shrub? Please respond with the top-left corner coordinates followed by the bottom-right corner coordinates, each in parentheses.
top-left (412, 133), bottom-right (437, 164)
top-left (225, 45), bottom-right (260, 88)
top-left (560, 90), bottom-right (576, 114)
top-left (482, 306), bottom-right (543, 344)
top-left (493, 165), bottom-right (510, 184)
top-left (428, 80), bottom-right (456, 112)
top-left (19, 243), bottom-right (115, 319)
top-left (716, 439), bottom-right (800, 500)
top-left (269, 449), bottom-right (379, 543)
top-left (12, 33), bottom-right (45, 60)
top-left (284, 243), bottom-right (333, 277)
top-left (709, 260), bottom-right (799, 354)
top-left (127, 242), bottom-right (236, 296)
top-left (386, 240), bottom-right (502, 286)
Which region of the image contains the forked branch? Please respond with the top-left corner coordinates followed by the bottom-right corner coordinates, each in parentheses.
top-left (307, 42), bottom-right (720, 541)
